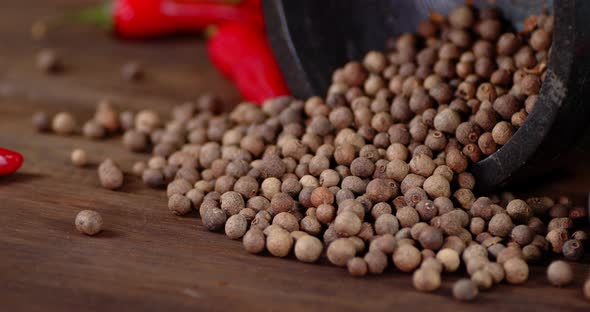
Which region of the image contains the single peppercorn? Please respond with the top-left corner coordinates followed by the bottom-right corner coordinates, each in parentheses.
top-left (243, 227), bottom-right (266, 254)
top-left (75, 210), bottom-right (103, 236)
top-left (547, 260), bottom-right (574, 287)
top-left (453, 279), bottom-right (478, 301)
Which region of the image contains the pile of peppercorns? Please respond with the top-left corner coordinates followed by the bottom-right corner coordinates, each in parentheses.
top-left (33, 5), bottom-right (590, 302)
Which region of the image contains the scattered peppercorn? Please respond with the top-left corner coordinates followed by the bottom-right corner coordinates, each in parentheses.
top-left (75, 210), bottom-right (103, 236)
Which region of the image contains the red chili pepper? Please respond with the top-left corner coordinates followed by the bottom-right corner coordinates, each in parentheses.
top-left (0, 148), bottom-right (23, 176)
top-left (114, 0), bottom-right (264, 38)
top-left (33, 0), bottom-right (263, 40)
top-left (206, 23), bottom-right (290, 104)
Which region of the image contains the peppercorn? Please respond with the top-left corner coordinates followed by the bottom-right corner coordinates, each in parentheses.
top-left (75, 210), bottom-right (103, 236)
top-left (562, 239), bottom-right (584, 261)
top-left (363, 250), bottom-right (388, 274)
top-left (347, 257), bottom-right (368, 277)
top-left (488, 213), bottom-right (514, 237)
top-left (327, 238), bottom-right (357, 267)
top-left (491, 121), bottom-right (514, 145)
top-left (503, 258), bottom-right (529, 284)
top-left (413, 268), bottom-right (441, 292)
top-left (98, 159), bottom-right (124, 190)
top-left (270, 192), bottom-right (294, 215)
top-left (418, 226), bottom-right (443, 251)
top-left (393, 244), bottom-right (421, 272)
top-left (272, 212), bottom-right (299, 232)
top-left (37, 49), bottom-right (63, 73)
top-left (52, 112), bottom-right (77, 135)
top-left (510, 225), bottom-right (535, 246)
top-left (224, 214), bottom-right (248, 240)
top-left (453, 279), bottom-right (478, 301)
top-left (530, 29), bottom-right (552, 51)
top-left (201, 207), bottom-right (226, 232)
top-left (69, 148), bottom-right (88, 167)
top-left (547, 260), bottom-right (574, 287)
top-left (142, 168), bottom-right (165, 188)
top-left (267, 227), bottom-right (293, 257)
top-left (471, 270), bottom-right (493, 290)
top-left (243, 227), bottom-right (266, 254)
top-left (122, 61), bottom-right (144, 82)
top-left (32, 111), bottom-right (51, 132)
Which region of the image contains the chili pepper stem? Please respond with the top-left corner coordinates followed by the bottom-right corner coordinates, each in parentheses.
top-left (31, 2), bottom-right (113, 40)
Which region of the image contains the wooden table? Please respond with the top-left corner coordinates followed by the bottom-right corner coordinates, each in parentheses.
top-left (1, 1), bottom-right (589, 311)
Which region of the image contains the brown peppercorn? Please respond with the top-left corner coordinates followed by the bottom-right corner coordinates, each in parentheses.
top-left (446, 149), bottom-right (468, 174)
top-left (98, 159), bottom-right (124, 190)
top-left (272, 212), bottom-right (299, 232)
top-left (530, 29), bottom-right (552, 51)
top-left (32, 111), bottom-right (51, 132)
top-left (270, 192), bottom-right (294, 215)
top-left (415, 199), bottom-right (437, 221)
top-left (343, 61), bottom-right (368, 86)
top-left (121, 61), bottom-right (144, 81)
top-left (365, 178), bottom-right (397, 202)
top-left (471, 270), bottom-right (493, 290)
top-left (266, 227), bottom-right (293, 257)
top-left (511, 225), bottom-right (535, 246)
top-left (142, 168), bottom-right (165, 188)
top-left (433, 108), bottom-right (461, 134)
top-left (453, 279), bottom-right (478, 301)
top-left (310, 186), bottom-right (334, 207)
top-left (547, 260), bottom-right (573, 287)
top-left (455, 122), bottom-right (481, 145)
top-left (493, 95), bottom-right (521, 120)
top-left (393, 244), bottom-right (421, 272)
top-left (503, 258), bottom-right (529, 284)
top-left (347, 257), bottom-right (369, 277)
top-left (409, 154), bottom-right (436, 178)
top-left (243, 227), bottom-right (266, 254)
top-left (294, 235), bottom-right (323, 263)
top-left (413, 268), bottom-right (441, 292)
top-left (478, 132), bottom-right (497, 155)
top-left (75, 210), bottom-right (103, 236)
top-left (562, 239), bottom-right (584, 261)
top-left (522, 244), bottom-right (542, 263)
top-left (506, 199), bottom-right (533, 223)
top-left (423, 175), bottom-right (451, 198)
top-left (488, 213), bottom-right (514, 237)
top-left (260, 155), bottom-right (287, 178)
top-left (37, 49), bottom-right (63, 73)
top-left (436, 248), bottom-right (460, 272)
top-left (327, 238), bottom-right (357, 267)
top-left (349, 157), bottom-right (375, 178)
top-left (374, 213), bottom-right (400, 236)
top-left (261, 177), bottom-right (281, 200)
top-left (363, 250), bottom-right (387, 274)
top-left (491, 121), bottom-right (514, 145)
top-left (418, 226), bottom-right (443, 251)
top-left (202, 207), bottom-right (227, 232)
top-left (224, 214), bottom-right (248, 239)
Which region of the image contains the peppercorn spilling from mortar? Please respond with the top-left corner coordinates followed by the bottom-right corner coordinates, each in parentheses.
top-left (34, 5), bottom-right (590, 302)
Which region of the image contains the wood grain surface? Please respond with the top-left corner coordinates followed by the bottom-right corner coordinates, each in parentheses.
top-left (1, 1), bottom-right (589, 311)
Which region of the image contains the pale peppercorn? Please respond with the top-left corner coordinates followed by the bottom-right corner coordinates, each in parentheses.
top-left (413, 268), bottom-right (441, 292)
top-left (267, 227), bottom-right (293, 257)
top-left (225, 214), bottom-right (248, 239)
top-left (453, 279), bottom-right (478, 301)
top-left (75, 210), bottom-right (103, 236)
top-left (503, 258), bottom-right (529, 284)
top-left (547, 260), bottom-right (574, 287)
top-left (98, 159), bottom-right (124, 190)
top-left (327, 238), bottom-right (357, 267)
top-left (393, 244), bottom-right (421, 272)
top-left (347, 257), bottom-right (369, 277)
